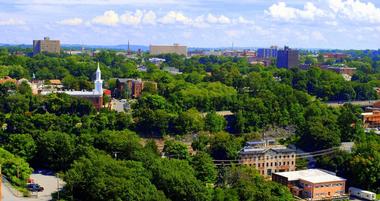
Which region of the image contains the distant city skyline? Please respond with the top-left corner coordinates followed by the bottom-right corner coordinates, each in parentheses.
top-left (0, 0), bottom-right (380, 49)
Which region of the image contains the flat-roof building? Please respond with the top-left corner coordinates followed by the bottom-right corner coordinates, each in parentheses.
top-left (272, 169), bottom-right (347, 201)
top-left (276, 46), bottom-right (299, 69)
top-left (149, 44), bottom-right (187, 56)
top-left (33, 37), bottom-right (60, 56)
top-left (257, 46), bottom-right (278, 59)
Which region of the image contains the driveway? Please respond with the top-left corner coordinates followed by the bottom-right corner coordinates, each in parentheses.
top-left (2, 174), bottom-right (64, 201)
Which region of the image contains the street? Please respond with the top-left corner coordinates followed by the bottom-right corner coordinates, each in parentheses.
top-left (2, 174), bottom-right (64, 201)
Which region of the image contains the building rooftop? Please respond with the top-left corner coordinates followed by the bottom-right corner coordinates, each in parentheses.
top-left (240, 146), bottom-right (295, 155)
top-left (274, 169), bottom-right (346, 183)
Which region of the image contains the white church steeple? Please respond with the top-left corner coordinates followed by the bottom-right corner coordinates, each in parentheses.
top-left (94, 62), bottom-right (103, 95)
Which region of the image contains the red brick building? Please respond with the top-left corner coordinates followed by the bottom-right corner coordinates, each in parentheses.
top-left (272, 169), bottom-right (347, 201)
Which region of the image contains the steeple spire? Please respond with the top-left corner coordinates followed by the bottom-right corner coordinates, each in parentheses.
top-left (94, 62), bottom-right (103, 95)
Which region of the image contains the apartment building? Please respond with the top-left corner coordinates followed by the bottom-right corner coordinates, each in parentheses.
top-left (272, 169), bottom-right (347, 201)
top-left (276, 46), bottom-right (299, 69)
top-left (33, 37), bottom-right (60, 56)
top-left (239, 139), bottom-right (296, 176)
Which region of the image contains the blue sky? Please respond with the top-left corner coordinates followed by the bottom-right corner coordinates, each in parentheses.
top-left (0, 0), bottom-right (380, 49)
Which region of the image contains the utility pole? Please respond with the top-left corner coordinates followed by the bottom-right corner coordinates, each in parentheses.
top-left (0, 164), bottom-right (2, 201)
top-left (57, 173), bottom-right (60, 200)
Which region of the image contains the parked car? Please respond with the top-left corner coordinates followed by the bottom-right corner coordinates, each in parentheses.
top-left (27, 183), bottom-right (44, 192)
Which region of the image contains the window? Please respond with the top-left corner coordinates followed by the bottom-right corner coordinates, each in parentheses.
top-left (275, 162), bottom-right (277, 166)
top-left (271, 162), bottom-right (273, 166)
top-left (291, 161), bottom-right (294, 165)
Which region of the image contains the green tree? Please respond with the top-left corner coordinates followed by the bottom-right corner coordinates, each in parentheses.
top-left (0, 147), bottom-right (33, 186)
top-left (65, 150), bottom-right (168, 201)
top-left (4, 134), bottom-right (36, 162)
top-left (150, 158), bottom-right (212, 201)
top-left (191, 151), bottom-right (217, 183)
top-left (205, 112), bottom-right (226, 133)
top-left (163, 140), bottom-right (189, 159)
top-left (175, 108), bottom-right (204, 134)
top-left (36, 131), bottom-right (76, 170)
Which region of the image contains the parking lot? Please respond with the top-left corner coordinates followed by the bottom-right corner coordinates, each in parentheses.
top-left (2, 173), bottom-right (64, 201)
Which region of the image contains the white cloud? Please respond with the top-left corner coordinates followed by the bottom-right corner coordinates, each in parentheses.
top-left (57, 18), bottom-right (83, 26)
top-left (92, 10), bottom-right (119, 26)
top-left (0, 18), bottom-right (25, 26)
top-left (158, 11), bottom-right (192, 25)
top-left (328, 0), bottom-right (380, 23)
top-left (265, 2), bottom-right (325, 21)
top-left (311, 31), bottom-right (327, 42)
top-left (143, 11), bottom-right (157, 25)
top-left (120, 10), bottom-right (143, 26)
top-left (206, 14), bottom-right (231, 24)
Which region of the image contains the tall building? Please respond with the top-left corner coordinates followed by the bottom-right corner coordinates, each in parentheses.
top-left (149, 44), bottom-right (187, 56)
top-left (33, 37), bottom-right (60, 56)
top-left (272, 169), bottom-right (347, 201)
top-left (239, 139), bottom-right (296, 176)
top-left (276, 46), bottom-right (299, 68)
top-left (257, 46), bottom-right (278, 59)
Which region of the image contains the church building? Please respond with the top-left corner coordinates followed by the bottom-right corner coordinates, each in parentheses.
top-left (41, 63), bottom-right (104, 110)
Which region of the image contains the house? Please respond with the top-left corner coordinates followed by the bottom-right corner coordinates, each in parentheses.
top-left (272, 169), bottom-right (347, 201)
top-left (0, 76), bottom-right (17, 84)
top-left (361, 111), bottom-right (380, 128)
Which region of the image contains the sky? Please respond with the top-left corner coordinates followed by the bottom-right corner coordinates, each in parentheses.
top-left (0, 0), bottom-right (380, 49)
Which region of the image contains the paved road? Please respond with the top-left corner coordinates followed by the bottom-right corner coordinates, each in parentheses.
top-left (326, 100), bottom-right (380, 107)
top-left (2, 174), bottom-right (64, 201)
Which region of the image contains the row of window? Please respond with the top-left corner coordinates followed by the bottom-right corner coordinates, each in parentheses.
top-left (315, 191), bottom-right (344, 197)
top-left (247, 161), bottom-right (294, 167)
top-left (315, 183), bottom-right (343, 188)
top-left (243, 154), bottom-right (295, 160)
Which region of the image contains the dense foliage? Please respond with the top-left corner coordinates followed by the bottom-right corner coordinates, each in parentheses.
top-left (0, 48), bottom-right (379, 199)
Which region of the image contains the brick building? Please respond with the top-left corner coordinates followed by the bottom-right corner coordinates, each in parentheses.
top-left (116, 78), bottom-right (157, 98)
top-left (272, 169), bottom-right (347, 201)
top-left (239, 139), bottom-right (296, 176)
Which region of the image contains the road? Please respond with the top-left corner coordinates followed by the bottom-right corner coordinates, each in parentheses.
top-left (2, 174), bottom-right (64, 201)
top-left (326, 100), bottom-right (380, 107)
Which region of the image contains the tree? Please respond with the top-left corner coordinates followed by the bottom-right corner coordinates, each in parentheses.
top-left (65, 150), bottom-right (169, 201)
top-left (210, 132), bottom-right (243, 160)
top-left (4, 134), bottom-right (37, 162)
top-left (224, 166), bottom-right (294, 201)
top-left (0, 147), bottom-right (33, 186)
top-left (205, 112), bottom-right (226, 133)
top-left (191, 151), bottom-right (217, 183)
top-left (18, 81), bottom-right (32, 96)
top-left (163, 140), bottom-right (189, 159)
top-left (175, 108), bottom-right (204, 134)
top-left (36, 131), bottom-right (76, 170)
top-left (150, 158), bottom-right (212, 201)
top-left (93, 130), bottom-right (143, 160)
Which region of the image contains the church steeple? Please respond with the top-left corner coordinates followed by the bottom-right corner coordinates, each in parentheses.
top-left (94, 62), bottom-right (103, 95)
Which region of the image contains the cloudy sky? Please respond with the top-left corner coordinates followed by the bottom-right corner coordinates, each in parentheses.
top-left (0, 0), bottom-right (380, 49)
